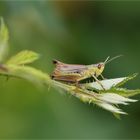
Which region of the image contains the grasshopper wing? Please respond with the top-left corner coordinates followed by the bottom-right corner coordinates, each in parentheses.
top-left (52, 59), bottom-right (87, 73)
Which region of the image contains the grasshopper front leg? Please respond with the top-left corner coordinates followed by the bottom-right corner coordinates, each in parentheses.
top-left (92, 74), bottom-right (105, 90)
top-left (100, 74), bottom-right (106, 80)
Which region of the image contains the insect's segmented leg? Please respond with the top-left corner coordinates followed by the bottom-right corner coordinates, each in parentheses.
top-left (92, 75), bottom-right (105, 90)
top-left (75, 80), bottom-right (83, 89)
top-left (76, 76), bottom-right (88, 88)
top-left (100, 74), bottom-right (105, 80)
top-left (76, 75), bottom-right (89, 82)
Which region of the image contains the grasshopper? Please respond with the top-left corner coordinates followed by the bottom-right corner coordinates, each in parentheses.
top-left (51, 55), bottom-right (122, 90)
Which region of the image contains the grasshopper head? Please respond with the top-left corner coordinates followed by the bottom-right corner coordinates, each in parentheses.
top-left (89, 63), bottom-right (105, 77)
top-left (95, 63), bottom-right (105, 76)
top-left (94, 55), bottom-right (123, 77)
top-left (89, 55), bottom-right (122, 77)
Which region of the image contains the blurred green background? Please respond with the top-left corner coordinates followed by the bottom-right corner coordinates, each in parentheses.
top-left (0, 1), bottom-right (140, 139)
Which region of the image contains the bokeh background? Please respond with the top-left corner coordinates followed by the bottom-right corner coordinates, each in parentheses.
top-left (0, 1), bottom-right (140, 139)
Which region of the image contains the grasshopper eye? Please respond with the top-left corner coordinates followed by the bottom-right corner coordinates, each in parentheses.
top-left (97, 64), bottom-right (102, 69)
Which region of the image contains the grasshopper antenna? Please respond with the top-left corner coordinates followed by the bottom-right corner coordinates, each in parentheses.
top-left (105, 55), bottom-right (123, 64)
top-left (104, 56), bottom-right (110, 64)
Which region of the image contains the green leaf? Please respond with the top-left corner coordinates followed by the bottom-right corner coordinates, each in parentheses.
top-left (103, 88), bottom-right (140, 97)
top-left (96, 101), bottom-right (127, 115)
top-left (0, 17), bottom-right (9, 62)
top-left (84, 77), bottom-right (127, 90)
top-left (113, 113), bottom-right (121, 120)
top-left (115, 73), bottom-right (138, 87)
top-left (1, 64), bottom-right (51, 87)
top-left (82, 73), bottom-right (138, 92)
top-left (6, 50), bottom-right (40, 65)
